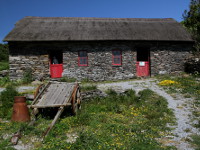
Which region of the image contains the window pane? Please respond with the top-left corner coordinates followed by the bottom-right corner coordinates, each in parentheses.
top-left (79, 51), bottom-right (87, 57)
top-left (112, 50), bottom-right (122, 65)
top-left (113, 51), bottom-right (121, 56)
top-left (83, 58), bottom-right (87, 64)
top-left (80, 58), bottom-right (84, 64)
top-left (114, 58), bottom-right (121, 64)
top-left (80, 57), bottom-right (87, 65)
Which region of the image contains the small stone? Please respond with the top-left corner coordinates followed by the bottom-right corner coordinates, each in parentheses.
top-left (31, 80), bottom-right (43, 85)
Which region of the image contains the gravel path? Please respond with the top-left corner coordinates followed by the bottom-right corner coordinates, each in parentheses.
top-left (98, 79), bottom-right (199, 150)
top-left (0, 86), bottom-right (35, 93)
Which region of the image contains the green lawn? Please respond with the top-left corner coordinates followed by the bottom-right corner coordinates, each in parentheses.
top-left (0, 89), bottom-right (176, 150)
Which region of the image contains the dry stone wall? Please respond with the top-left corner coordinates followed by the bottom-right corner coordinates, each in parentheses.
top-left (62, 42), bottom-right (136, 81)
top-left (150, 43), bottom-right (193, 75)
top-left (9, 42), bottom-right (50, 80)
top-left (8, 41), bottom-right (193, 81)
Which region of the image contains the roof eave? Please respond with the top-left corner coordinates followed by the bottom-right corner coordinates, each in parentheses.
top-left (4, 39), bottom-right (195, 43)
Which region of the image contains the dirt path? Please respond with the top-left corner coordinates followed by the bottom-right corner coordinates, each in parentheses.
top-left (98, 79), bottom-right (199, 150)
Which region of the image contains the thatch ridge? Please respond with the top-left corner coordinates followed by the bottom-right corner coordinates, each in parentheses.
top-left (4, 16), bottom-right (193, 42)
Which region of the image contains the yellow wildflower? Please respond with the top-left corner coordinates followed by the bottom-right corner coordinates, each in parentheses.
top-left (158, 80), bottom-right (179, 86)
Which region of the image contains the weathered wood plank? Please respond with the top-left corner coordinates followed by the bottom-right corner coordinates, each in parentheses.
top-left (54, 84), bottom-right (72, 104)
top-left (36, 84), bottom-right (55, 106)
top-left (31, 82), bottom-right (50, 106)
top-left (54, 84), bottom-right (68, 103)
top-left (44, 84), bottom-right (60, 103)
top-left (32, 82), bottom-right (78, 108)
top-left (46, 84), bottom-right (66, 105)
top-left (30, 103), bottom-right (71, 108)
top-left (62, 85), bottom-right (76, 104)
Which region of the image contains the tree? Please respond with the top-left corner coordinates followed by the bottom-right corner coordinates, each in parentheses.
top-left (183, 0), bottom-right (200, 51)
top-left (0, 43), bottom-right (9, 62)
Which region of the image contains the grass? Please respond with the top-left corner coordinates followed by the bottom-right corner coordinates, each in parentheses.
top-left (0, 68), bottom-right (33, 87)
top-left (0, 89), bottom-right (175, 150)
top-left (0, 76), bottom-right (10, 87)
top-left (157, 73), bottom-right (200, 149)
top-left (60, 77), bottom-right (76, 82)
top-left (0, 61), bottom-right (9, 71)
top-left (191, 135), bottom-right (200, 150)
top-left (0, 76), bottom-right (33, 88)
top-left (81, 84), bottom-right (97, 92)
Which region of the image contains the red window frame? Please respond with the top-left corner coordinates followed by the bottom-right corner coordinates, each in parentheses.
top-left (78, 51), bottom-right (88, 66)
top-left (112, 50), bottom-right (122, 66)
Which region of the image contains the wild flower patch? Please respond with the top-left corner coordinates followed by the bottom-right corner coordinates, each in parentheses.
top-left (0, 89), bottom-right (175, 150)
top-left (158, 80), bottom-right (179, 86)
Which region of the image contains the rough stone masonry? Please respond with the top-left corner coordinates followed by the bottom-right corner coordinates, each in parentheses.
top-left (8, 41), bottom-right (193, 81)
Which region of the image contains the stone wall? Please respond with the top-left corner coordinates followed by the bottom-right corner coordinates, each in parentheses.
top-left (8, 41), bottom-right (193, 81)
top-left (9, 42), bottom-right (50, 80)
top-left (150, 43), bottom-right (193, 75)
top-left (62, 42), bottom-right (136, 81)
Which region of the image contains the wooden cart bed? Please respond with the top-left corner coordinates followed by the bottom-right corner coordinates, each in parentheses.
top-left (31, 82), bottom-right (77, 108)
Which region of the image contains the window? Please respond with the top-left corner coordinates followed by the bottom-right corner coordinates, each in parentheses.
top-left (112, 50), bottom-right (122, 66)
top-left (78, 51), bottom-right (88, 66)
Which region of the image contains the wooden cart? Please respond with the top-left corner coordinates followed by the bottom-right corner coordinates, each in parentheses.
top-left (30, 81), bottom-right (81, 137)
top-left (11, 81), bottom-right (81, 144)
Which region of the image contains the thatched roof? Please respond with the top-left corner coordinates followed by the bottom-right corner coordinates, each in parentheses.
top-left (4, 16), bottom-right (193, 42)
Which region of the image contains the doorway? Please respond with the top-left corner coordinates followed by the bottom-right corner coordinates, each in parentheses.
top-left (136, 48), bottom-right (150, 77)
top-left (49, 51), bottom-right (63, 78)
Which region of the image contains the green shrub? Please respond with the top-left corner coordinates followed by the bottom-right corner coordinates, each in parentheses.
top-left (0, 44), bottom-right (8, 62)
top-left (0, 62), bottom-right (9, 71)
top-left (0, 85), bottom-right (20, 119)
top-left (22, 68), bottom-right (33, 84)
top-left (0, 76), bottom-right (10, 87)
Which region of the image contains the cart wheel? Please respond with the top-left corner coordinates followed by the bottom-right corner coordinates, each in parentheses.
top-left (34, 84), bottom-right (45, 99)
top-left (77, 88), bottom-right (81, 109)
top-left (71, 93), bottom-right (78, 115)
top-left (71, 87), bottom-right (81, 115)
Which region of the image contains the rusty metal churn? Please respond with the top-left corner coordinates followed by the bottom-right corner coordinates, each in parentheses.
top-left (11, 96), bottom-right (30, 122)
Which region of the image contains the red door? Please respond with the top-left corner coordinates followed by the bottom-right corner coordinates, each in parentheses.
top-left (136, 61), bottom-right (149, 77)
top-left (136, 48), bottom-right (150, 77)
top-left (49, 52), bottom-right (63, 78)
top-left (50, 64), bottom-right (63, 78)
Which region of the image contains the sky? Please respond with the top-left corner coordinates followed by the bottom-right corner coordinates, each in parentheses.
top-left (0, 0), bottom-right (191, 43)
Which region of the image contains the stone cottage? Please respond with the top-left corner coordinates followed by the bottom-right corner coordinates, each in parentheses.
top-left (3, 17), bottom-right (193, 81)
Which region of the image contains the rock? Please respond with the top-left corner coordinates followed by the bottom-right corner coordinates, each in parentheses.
top-left (0, 70), bottom-right (9, 77)
top-left (31, 80), bottom-right (43, 85)
top-left (24, 94), bottom-right (34, 100)
top-left (66, 132), bottom-right (78, 143)
top-left (81, 89), bottom-right (107, 100)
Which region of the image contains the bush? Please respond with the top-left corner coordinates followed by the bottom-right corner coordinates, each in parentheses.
top-left (22, 68), bottom-right (33, 84)
top-left (0, 76), bottom-right (10, 87)
top-left (0, 62), bottom-right (9, 71)
top-left (0, 85), bottom-right (20, 119)
top-left (0, 44), bottom-right (8, 62)
top-left (184, 58), bottom-right (200, 74)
